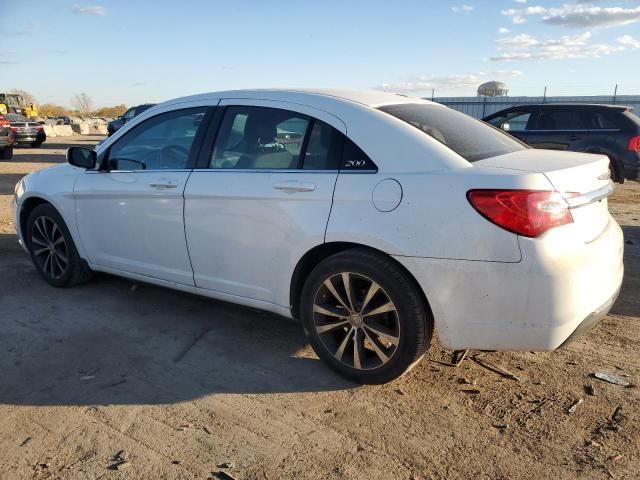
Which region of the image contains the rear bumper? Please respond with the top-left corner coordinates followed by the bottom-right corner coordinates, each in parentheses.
top-left (395, 215), bottom-right (624, 351)
top-left (13, 132), bottom-right (45, 144)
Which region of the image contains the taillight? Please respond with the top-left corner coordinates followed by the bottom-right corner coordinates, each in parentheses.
top-left (0, 116), bottom-right (8, 127)
top-left (467, 190), bottom-right (574, 238)
top-left (10, 126), bottom-right (17, 132)
top-left (36, 125), bottom-right (43, 131)
top-left (628, 135), bottom-right (640, 152)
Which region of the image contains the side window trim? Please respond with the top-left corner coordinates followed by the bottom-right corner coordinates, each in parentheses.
top-left (102, 106), bottom-right (211, 171)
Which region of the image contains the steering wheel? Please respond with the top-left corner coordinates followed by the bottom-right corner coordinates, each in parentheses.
top-left (158, 145), bottom-right (189, 169)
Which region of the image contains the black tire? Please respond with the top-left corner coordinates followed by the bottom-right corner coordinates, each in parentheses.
top-left (606, 156), bottom-right (624, 184)
top-left (1, 146), bottom-right (13, 159)
top-left (300, 249), bottom-right (433, 384)
top-left (31, 141), bottom-right (42, 148)
top-left (26, 203), bottom-right (93, 287)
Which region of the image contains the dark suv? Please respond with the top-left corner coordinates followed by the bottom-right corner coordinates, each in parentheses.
top-left (484, 104), bottom-right (640, 182)
top-left (107, 103), bottom-right (155, 136)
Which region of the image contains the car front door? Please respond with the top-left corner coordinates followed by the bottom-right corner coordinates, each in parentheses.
top-left (184, 100), bottom-right (345, 308)
top-left (525, 108), bottom-right (590, 151)
top-left (74, 106), bottom-right (209, 285)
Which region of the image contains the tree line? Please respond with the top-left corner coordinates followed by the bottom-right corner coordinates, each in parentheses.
top-left (7, 89), bottom-right (129, 118)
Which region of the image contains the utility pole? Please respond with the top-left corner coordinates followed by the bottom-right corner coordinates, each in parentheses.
top-left (613, 84), bottom-right (618, 104)
top-left (542, 86), bottom-right (547, 103)
top-left (431, 88), bottom-right (435, 101)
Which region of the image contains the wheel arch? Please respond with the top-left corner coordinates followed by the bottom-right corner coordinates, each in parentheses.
top-left (585, 148), bottom-right (624, 183)
top-left (19, 196), bottom-right (51, 240)
top-left (289, 241), bottom-right (433, 323)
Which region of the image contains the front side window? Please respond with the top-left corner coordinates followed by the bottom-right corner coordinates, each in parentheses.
top-left (534, 109), bottom-right (584, 130)
top-left (107, 108), bottom-right (206, 170)
top-left (211, 106), bottom-right (310, 169)
top-left (379, 103), bottom-right (526, 163)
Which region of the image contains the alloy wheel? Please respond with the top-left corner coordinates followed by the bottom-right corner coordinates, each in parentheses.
top-left (312, 272), bottom-right (400, 370)
top-left (31, 216), bottom-right (69, 279)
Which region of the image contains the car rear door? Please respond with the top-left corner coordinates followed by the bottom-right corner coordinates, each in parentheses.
top-left (183, 99), bottom-right (345, 308)
top-left (525, 107), bottom-right (590, 151)
top-left (74, 106), bottom-right (210, 285)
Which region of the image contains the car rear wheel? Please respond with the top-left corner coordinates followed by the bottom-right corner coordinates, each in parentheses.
top-left (300, 249), bottom-right (432, 384)
top-left (26, 204), bottom-right (93, 287)
top-left (1, 146), bottom-right (12, 159)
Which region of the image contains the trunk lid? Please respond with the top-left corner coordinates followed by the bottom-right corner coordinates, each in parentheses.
top-left (475, 149), bottom-right (613, 242)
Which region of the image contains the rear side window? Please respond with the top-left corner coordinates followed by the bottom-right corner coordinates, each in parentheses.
top-left (535, 110), bottom-right (584, 130)
top-left (341, 138), bottom-right (376, 170)
top-left (303, 120), bottom-right (342, 170)
top-left (586, 111), bottom-right (619, 129)
top-left (379, 104), bottom-right (526, 163)
top-left (211, 106), bottom-right (310, 169)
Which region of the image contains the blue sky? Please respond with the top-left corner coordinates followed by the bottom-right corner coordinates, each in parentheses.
top-left (3, 0), bottom-right (640, 108)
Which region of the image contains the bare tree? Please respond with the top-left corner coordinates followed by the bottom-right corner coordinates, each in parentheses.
top-left (71, 93), bottom-right (93, 116)
top-left (9, 89), bottom-right (37, 106)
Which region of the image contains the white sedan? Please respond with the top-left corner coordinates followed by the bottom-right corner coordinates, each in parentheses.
top-left (13, 89), bottom-right (624, 384)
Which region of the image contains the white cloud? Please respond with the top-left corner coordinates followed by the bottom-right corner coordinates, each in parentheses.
top-left (72, 5), bottom-right (107, 16)
top-left (502, 4), bottom-right (640, 28)
top-left (498, 27), bottom-right (511, 34)
top-left (491, 31), bottom-right (625, 61)
top-left (514, 0), bottom-right (527, 3)
top-left (377, 70), bottom-right (522, 93)
top-left (452, 5), bottom-right (474, 13)
top-left (618, 34), bottom-right (640, 49)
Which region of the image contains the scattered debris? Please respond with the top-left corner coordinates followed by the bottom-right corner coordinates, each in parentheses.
top-left (567, 360), bottom-right (579, 365)
top-left (492, 423), bottom-right (508, 430)
top-left (458, 377), bottom-right (476, 385)
top-left (451, 350), bottom-right (468, 367)
top-left (471, 356), bottom-right (520, 381)
top-left (611, 406), bottom-right (623, 423)
top-left (592, 372), bottom-right (630, 387)
top-left (217, 462), bottom-right (234, 469)
top-left (20, 437), bottom-right (32, 447)
top-left (114, 461), bottom-right (130, 470)
top-left (173, 328), bottom-right (212, 363)
top-left (584, 384), bottom-right (596, 396)
top-left (460, 389), bottom-right (481, 395)
top-left (114, 450), bottom-right (126, 462)
top-left (395, 388), bottom-right (406, 395)
top-left (609, 454), bottom-right (624, 463)
top-left (172, 460), bottom-right (182, 465)
top-left (567, 398), bottom-right (583, 414)
top-left (213, 471), bottom-right (238, 480)
top-left (203, 426), bottom-right (213, 434)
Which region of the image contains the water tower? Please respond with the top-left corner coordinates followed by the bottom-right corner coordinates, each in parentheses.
top-left (477, 81), bottom-right (509, 97)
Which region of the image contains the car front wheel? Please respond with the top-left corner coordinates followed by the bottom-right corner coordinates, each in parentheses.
top-left (26, 203), bottom-right (93, 287)
top-left (301, 249), bottom-right (433, 384)
top-left (1, 146), bottom-right (12, 159)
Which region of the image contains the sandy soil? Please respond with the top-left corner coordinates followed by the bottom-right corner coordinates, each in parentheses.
top-left (0, 137), bottom-right (638, 480)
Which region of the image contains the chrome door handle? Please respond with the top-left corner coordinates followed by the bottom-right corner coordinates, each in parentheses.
top-left (149, 181), bottom-right (178, 189)
top-left (273, 181), bottom-right (316, 193)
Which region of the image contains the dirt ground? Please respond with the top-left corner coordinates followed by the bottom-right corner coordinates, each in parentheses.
top-left (0, 136), bottom-right (638, 480)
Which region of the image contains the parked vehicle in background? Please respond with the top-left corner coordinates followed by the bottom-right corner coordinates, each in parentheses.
top-left (0, 114), bottom-right (14, 159)
top-left (7, 113), bottom-right (46, 147)
top-left (484, 104), bottom-right (640, 182)
top-left (55, 116), bottom-right (72, 125)
top-left (107, 104), bottom-right (155, 136)
top-left (13, 89), bottom-right (623, 384)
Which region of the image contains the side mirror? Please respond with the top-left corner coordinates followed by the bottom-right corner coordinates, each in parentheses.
top-left (67, 147), bottom-right (97, 169)
top-left (502, 123), bottom-right (511, 131)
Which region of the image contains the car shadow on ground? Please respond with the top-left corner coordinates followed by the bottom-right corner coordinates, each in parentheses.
top-left (0, 233), bottom-right (354, 406)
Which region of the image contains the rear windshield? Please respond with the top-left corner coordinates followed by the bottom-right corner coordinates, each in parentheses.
top-left (378, 103), bottom-right (527, 162)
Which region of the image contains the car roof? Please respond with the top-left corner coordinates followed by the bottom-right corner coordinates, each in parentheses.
top-left (159, 88), bottom-right (432, 110)
top-left (502, 103), bottom-right (632, 111)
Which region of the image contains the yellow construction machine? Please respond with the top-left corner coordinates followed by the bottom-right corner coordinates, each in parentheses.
top-left (0, 93), bottom-right (38, 118)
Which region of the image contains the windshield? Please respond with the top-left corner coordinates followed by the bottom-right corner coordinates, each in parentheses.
top-left (378, 103), bottom-right (528, 162)
top-left (7, 113), bottom-right (28, 122)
